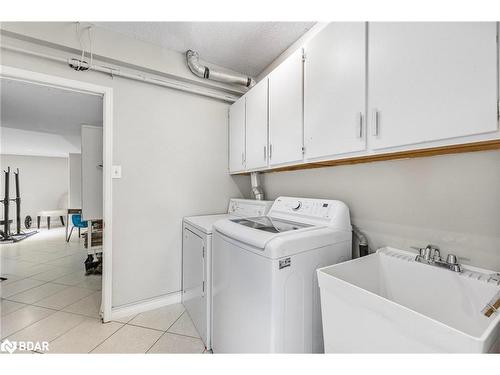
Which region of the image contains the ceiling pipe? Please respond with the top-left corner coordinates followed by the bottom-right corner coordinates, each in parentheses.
top-left (186, 50), bottom-right (255, 88)
top-left (1, 45), bottom-right (239, 102)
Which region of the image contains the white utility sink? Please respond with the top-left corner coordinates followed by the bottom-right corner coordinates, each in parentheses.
top-left (317, 247), bottom-right (500, 353)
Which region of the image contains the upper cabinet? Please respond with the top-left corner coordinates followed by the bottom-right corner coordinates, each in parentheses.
top-left (245, 78), bottom-right (269, 170)
top-left (228, 22), bottom-right (500, 175)
top-left (268, 49), bottom-right (304, 167)
top-left (368, 22), bottom-right (498, 150)
top-left (304, 22), bottom-right (367, 160)
top-left (228, 96), bottom-right (246, 173)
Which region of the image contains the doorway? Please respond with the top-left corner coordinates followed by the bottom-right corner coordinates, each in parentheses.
top-left (0, 66), bottom-right (113, 322)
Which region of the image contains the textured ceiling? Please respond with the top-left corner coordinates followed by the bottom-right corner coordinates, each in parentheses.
top-left (1, 78), bottom-right (102, 156)
top-left (94, 22), bottom-right (315, 77)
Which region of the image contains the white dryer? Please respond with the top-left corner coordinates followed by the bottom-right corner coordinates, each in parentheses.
top-left (211, 196), bottom-right (352, 353)
top-left (182, 198), bottom-right (273, 350)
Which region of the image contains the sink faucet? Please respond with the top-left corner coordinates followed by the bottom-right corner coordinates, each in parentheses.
top-left (412, 245), bottom-right (462, 273)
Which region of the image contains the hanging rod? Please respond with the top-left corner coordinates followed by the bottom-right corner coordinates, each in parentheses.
top-left (1, 45), bottom-right (240, 103)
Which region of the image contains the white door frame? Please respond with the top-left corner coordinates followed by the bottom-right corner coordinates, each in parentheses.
top-left (0, 65), bottom-right (114, 322)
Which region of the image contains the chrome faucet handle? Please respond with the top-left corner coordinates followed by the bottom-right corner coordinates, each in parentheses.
top-left (446, 254), bottom-right (458, 265)
top-left (433, 249), bottom-right (442, 262)
top-left (445, 253), bottom-right (462, 272)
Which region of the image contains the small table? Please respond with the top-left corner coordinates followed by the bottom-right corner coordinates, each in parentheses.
top-left (37, 210), bottom-right (67, 230)
top-left (65, 208), bottom-right (82, 242)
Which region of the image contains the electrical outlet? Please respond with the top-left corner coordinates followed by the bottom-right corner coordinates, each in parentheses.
top-left (112, 165), bottom-right (122, 179)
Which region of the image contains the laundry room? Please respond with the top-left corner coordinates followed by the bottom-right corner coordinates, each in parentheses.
top-left (0, 1), bottom-right (499, 374)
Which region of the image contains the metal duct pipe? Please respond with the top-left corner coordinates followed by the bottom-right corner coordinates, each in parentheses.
top-left (250, 172), bottom-right (265, 201)
top-left (352, 225), bottom-right (369, 257)
top-left (186, 50), bottom-right (255, 88)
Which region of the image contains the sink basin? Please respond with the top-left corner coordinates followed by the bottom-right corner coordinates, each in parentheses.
top-left (317, 247), bottom-right (500, 353)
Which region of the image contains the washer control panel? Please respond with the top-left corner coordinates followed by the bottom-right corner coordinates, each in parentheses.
top-left (267, 197), bottom-right (350, 230)
top-left (270, 197), bottom-right (333, 220)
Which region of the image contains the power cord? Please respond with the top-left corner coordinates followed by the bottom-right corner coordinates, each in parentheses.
top-left (70, 22), bottom-right (93, 71)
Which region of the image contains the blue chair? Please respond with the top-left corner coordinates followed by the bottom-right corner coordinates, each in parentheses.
top-left (67, 214), bottom-right (88, 242)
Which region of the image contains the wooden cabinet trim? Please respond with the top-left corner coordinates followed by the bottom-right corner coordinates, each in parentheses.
top-left (233, 139), bottom-right (500, 175)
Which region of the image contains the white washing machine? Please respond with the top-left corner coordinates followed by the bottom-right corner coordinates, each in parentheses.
top-left (211, 196), bottom-right (352, 353)
top-left (182, 198), bottom-right (273, 350)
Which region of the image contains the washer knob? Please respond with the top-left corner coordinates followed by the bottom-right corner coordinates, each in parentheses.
top-left (292, 201), bottom-right (302, 211)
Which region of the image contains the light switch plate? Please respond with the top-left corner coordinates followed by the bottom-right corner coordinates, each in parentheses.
top-left (112, 165), bottom-right (122, 179)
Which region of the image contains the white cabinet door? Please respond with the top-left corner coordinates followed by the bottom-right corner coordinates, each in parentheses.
top-left (245, 78), bottom-right (268, 170)
top-left (304, 22), bottom-right (366, 160)
top-left (369, 22), bottom-right (498, 150)
top-left (268, 49), bottom-right (304, 166)
top-left (228, 96), bottom-right (246, 173)
top-left (81, 125), bottom-right (103, 221)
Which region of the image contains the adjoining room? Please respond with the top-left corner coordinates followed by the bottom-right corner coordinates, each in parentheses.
top-left (1, 77), bottom-right (106, 340)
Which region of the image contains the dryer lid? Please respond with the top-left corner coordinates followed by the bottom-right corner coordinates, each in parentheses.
top-left (184, 214), bottom-right (232, 235)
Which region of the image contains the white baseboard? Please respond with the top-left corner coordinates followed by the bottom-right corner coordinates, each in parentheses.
top-left (109, 291), bottom-right (181, 322)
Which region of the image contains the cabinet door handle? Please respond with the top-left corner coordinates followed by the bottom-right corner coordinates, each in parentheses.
top-left (372, 109), bottom-right (380, 137)
top-left (269, 144), bottom-right (273, 159)
top-left (357, 112), bottom-right (363, 138)
top-left (264, 146), bottom-right (267, 160)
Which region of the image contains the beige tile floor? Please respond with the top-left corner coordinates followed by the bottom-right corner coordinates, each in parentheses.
top-left (1, 227), bottom-right (204, 354)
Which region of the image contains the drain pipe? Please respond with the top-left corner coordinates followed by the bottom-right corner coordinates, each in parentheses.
top-left (352, 225), bottom-right (369, 257)
top-left (186, 50), bottom-right (255, 88)
top-left (250, 172), bottom-right (265, 201)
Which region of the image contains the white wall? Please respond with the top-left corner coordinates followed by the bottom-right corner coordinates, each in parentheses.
top-left (0, 29), bottom-right (250, 307)
top-left (68, 153), bottom-right (81, 209)
top-left (261, 150), bottom-right (500, 271)
top-left (0, 154), bottom-right (69, 225)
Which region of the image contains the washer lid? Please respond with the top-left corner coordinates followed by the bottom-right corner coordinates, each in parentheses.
top-left (227, 199), bottom-right (274, 217)
top-left (213, 216), bottom-right (322, 250)
top-left (231, 216), bottom-right (312, 233)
